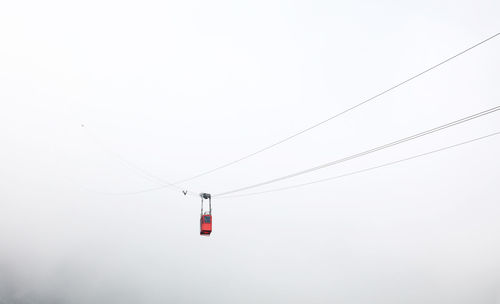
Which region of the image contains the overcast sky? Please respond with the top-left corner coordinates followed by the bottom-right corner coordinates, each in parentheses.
top-left (1, 0), bottom-right (500, 303)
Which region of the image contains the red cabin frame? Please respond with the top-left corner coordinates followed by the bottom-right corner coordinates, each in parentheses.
top-left (200, 193), bottom-right (212, 236)
top-left (200, 214), bottom-right (212, 235)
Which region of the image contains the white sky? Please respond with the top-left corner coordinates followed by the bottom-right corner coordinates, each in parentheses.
top-left (1, 0), bottom-right (500, 303)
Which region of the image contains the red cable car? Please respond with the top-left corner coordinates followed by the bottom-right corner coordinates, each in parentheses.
top-left (200, 193), bottom-right (212, 236)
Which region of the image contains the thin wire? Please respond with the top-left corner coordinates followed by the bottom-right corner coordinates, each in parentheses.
top-left (174, 32), bottom-right (500, 185)
top-left (83, 184), bottom-right (175, 196)
top-left (214, 105), bottom-right (500, 197)
top-left (217, 131), bottom-right (500, 198)
top-left (81, 125), bottom-right (198, 196)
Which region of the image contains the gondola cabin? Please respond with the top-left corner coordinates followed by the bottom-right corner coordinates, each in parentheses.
top-left (200, 214), bottom-right (212, 236)
top-left (199, 193), bottom-right (212, 236)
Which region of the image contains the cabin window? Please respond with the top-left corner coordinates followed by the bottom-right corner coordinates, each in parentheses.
top-left (204, 216), bottom-right (211, 224)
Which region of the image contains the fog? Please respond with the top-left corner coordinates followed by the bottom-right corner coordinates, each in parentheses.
top-left (1, 0), bottom-right (500, 303)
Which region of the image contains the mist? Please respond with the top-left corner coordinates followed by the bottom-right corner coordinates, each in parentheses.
top-left (1, 0), bottom-right (500, 303)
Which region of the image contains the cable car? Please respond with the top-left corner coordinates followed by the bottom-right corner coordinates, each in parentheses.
top-left (200, 193), bottom-right (212, 236)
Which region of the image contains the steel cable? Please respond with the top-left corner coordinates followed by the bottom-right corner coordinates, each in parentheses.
top-left (174, 33), bottom-right (500, 185)
top-left (214, 105), bottom-right (500, 197)
top-left (217, 131), bottom-right (500, 198)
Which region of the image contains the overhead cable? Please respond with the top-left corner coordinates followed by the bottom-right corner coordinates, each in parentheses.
top-left (217, 131), bottom-right (500, 198)
top-left (81, 125), bottom-right (198, 196)
top-left (174, 32), bottom-right (500, 185)
top-left (83, 184), bottom-right (180, 196)
top-left (214, 105), bottom-right (500, 197)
